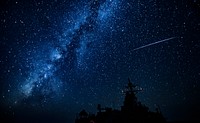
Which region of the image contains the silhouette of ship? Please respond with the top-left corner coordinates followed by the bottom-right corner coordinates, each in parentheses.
top-left (75, 78), bottom-right (166, 123)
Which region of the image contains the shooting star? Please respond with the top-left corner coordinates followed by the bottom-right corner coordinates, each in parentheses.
top-left (133, 37), bottom-right (176, 51)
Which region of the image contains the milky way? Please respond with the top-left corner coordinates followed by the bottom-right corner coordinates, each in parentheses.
top-left (14, 0), bottom-right (123, 106)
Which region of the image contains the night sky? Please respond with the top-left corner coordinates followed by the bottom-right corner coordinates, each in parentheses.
top-left (0, 0), bottom-right (200, 123)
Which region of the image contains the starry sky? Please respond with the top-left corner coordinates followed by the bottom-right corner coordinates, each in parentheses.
top-left (0, 0), bottom-right (200, 123)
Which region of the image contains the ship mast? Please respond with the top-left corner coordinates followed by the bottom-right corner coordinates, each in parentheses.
top-left (126, 78), bottom-right (141, 94)
top-left (122, 78), bottom-right (142, 112)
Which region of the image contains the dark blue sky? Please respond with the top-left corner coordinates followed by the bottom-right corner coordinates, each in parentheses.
top-left (0, 0), bottom-right (200, 123)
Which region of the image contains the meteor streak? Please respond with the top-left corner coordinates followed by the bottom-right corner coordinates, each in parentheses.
top-left (133, 37), bottom-right (176, 51)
